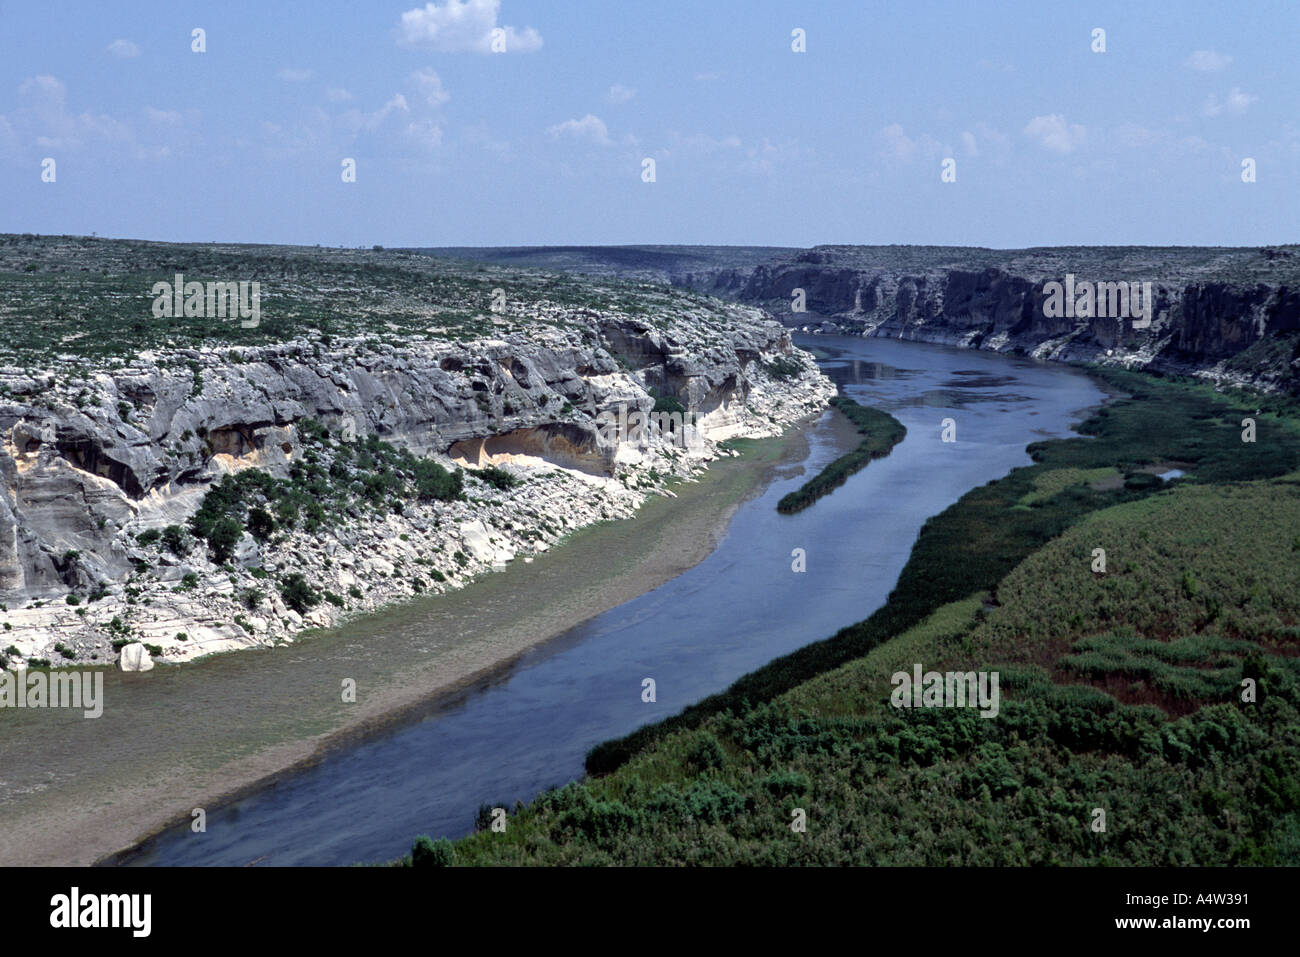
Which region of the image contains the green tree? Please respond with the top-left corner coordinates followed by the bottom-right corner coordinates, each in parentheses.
top-left (279, 573), bottom-right (320, 614)
top-left (247, 507), bottom-right (275, 542)
top-left (410, 836), bottom-right (454, 868)
top-left (207, 517), bottom-right (242, 564)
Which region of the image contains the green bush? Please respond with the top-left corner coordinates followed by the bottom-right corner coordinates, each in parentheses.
top-left (410, 836), bottom-right (455, 868)
top-left (161, 524), bottom-right (189, 556)
top-left (206, 517), bottom-right (242, 564)
top-left (279, 573), bottom-right (320, 614)
top-left (473, 466), bottom-right (518, 491)
top-left (686, 732), bottom-right (726, 773)
top-left (247, 507), bottom-right (275, 542)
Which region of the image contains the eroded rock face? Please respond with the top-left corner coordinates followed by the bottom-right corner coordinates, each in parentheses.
top-left (0, 305), bottom-right (835, 667)
top-left (449, 423), bottom-right (611, 476)
top-left (686, 246), bottom-right (1300, 394)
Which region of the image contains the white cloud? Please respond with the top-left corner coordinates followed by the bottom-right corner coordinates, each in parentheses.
top-left (411, 68), bottom-right (450, 107)
top-left (107, 39), bottom-right (140, 59)
top-left (545, 114), bottom-right (610, 144)
top-left (740, 136), bottom-right (806, 174)
top-left (880, 123), bottom-right (917, 161)
top-left (877, 123), bottom-right (944, 165)
top-left (694, 72), bottom-right (722, 82)
top-left (2, 75), bottom-right (191, 160)
top-left (335, 95), bottom-right (411, 137)
top-left (1023, 114), bottom-right (1086, 153)
top-left (404, 117), bottom-right (444, 150)
top-left (606, 84), bottom-right (636, 105)
top-left (397, 0), bottom-right (542, 53)
top-left (371, 94), bottom-right (410, 127)
top-left (1186, 50), bottom-right (1232, 72)
top-left (1203, 87), bottom-right (1256, 117)
top-left (19, 74), bottom-right (68, 112)
top-left (325, 87), bottom-right (355, 103)
top-left (277, 67), bottom-right (314, 82)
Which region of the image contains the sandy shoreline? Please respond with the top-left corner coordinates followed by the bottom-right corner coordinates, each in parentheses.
top-left (0, 412), bottom-right (829, 867)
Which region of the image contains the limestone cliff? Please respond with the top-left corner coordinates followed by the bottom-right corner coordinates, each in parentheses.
top-left (0, 236), bottom-right (834, 666)
top-left (687, 245), bottom-right (1300, 394)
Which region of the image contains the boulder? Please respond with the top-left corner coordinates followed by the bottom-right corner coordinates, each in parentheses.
top-left (118, 642), bottom-right (155, 672)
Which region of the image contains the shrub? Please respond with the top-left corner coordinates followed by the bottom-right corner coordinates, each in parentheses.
top-left (206, 517), bottom-right (242, 564)
top-left (1124, 471), bottom-right (1164, 491)
top-left (161, 524), bottom-right (189, 556)
top-left (279, 573), bottom-right (320, 614)
top-left (410, 836), bottom-right (454, 868)
top-left (651, 392), bottom-right (686, 416)
top-left (474, 466), bottom-right (518, 491)
top-left (247, 507), bottom-right (275, 542)
top-left (686, 732), bottom-right (727, 773)
top-left (413, 460), bottom-right (464, 502)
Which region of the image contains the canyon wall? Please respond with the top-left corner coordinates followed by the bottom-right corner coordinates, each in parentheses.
top-left (0, 306), bottom-right (833, 666)
top-left (678, 245), bottom-right (1300, 393)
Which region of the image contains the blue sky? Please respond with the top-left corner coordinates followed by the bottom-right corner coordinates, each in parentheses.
top-left (1, 0), bottom-right (1297, 248)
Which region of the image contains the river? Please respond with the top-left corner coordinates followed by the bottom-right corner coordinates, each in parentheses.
top-left (5, 335), bottom-right (1105, 866)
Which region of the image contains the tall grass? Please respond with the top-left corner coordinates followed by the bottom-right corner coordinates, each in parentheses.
top-left (775, 396), bottom-right (906, 514)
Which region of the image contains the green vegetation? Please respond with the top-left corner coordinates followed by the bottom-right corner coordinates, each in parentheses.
top-left (0, 234), bottom-right (751, 366)
top-left (410, 367), bottom-right (1300, 865)
top-left (471, 466), bottom-right (519, 491)
top-left (278, 573), bottom-right (320, 615)
top-left (161, 525), bottom-right (188, 556)
top-left (180, 421), bottom-right (465, 561)
top-left (776, 396), bottom-right (906, 514)
top-left (408, 836), bottom-right (455, 868)
top-left (760, 356), bottom-right (803, 381)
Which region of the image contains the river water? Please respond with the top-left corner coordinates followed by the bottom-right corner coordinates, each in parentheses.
top-left (110, 335), bottom-right (1103, 865)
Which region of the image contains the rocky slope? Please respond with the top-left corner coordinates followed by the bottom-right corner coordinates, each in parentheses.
top-left (688, 245), bottom-right (1300, 394)
top-left (0, 236), bottom-right (834, 669)
top-left (423, 243), bottom-right (1300, 394)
